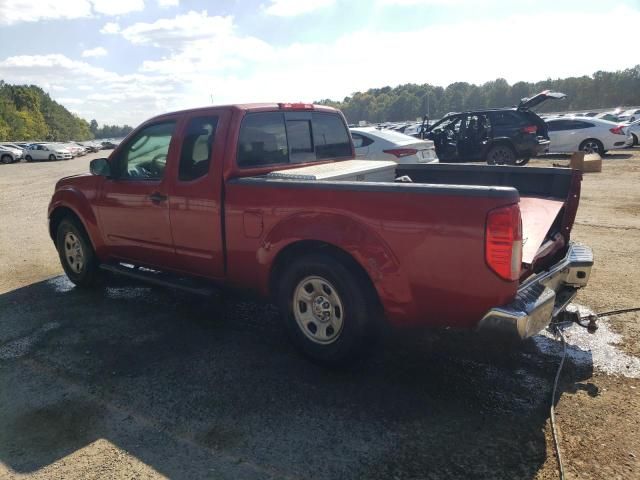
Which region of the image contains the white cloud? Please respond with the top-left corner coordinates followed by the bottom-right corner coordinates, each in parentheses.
top-left (0, 0), bottom-right (92, 25)
top-left (263, 0), bottom-right (335, 17)
top-left (81, 47), bottom-right (108, 57)
top-left (119, 11), bottom-right (235, 47)
top-left (90, 0), bottom-right (145, 16)
top-left (0, 54), bottom-right (180, 125)
top-left (157, 0), bottom-right (179, 7)
top-left (100, 22), bottom-right (121, 34)
top-left (0, 0), bottom-right (144, 25)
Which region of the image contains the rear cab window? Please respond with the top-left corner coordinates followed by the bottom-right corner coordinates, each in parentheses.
top-left (237, 110), bottom-right (351, 168)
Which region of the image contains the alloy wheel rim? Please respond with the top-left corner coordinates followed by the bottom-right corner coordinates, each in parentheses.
top-left (293, 276), bottom-right (344, 344)
top-left (63, 232), bottom-right (84, 274)
top-left (582, 141), bottom-right (600, 153)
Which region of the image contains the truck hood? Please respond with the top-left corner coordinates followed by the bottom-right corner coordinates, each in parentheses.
top-left (518, 90), bottom-right (566, 110)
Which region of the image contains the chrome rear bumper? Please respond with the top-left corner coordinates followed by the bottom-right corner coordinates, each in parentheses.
top-left (478, 243), bottom-right (593, 339)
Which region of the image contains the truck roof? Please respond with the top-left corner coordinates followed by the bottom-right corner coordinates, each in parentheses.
top-left (151, 103), bottom-right (339, 121)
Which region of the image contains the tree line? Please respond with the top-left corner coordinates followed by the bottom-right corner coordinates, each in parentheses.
top-left (318, 65), bottom-right (640, 123)
top-left (0, 80), bottom-right (132, 142)
top-left (88, 119), bottom-right (134, 140)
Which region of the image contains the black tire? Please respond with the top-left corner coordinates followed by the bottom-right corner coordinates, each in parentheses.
top-left (514, 157), bottom-right (530, 166)
top-left (55, 217), bottom-right (100, 288)
top-left (25, 155), bottom-right (32, 162)
top-left (485, 144), bottom-right (516, 165)
top-left (48, 154), bottom-right (56, 161)
top-left (276, 253), bottom-right (379, 366)
top-left (632, 133), bottom-right (638, 146)
top-left (1, 154), bottom-right (12, 165)
top-left (579, 138), bottom-right (604, 155)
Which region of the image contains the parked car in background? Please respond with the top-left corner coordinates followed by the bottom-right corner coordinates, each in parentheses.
top-left (60, 143), bottom-right (84, 157)
top-left (617, 108), bottom-right (640, 123)
top-left (25, 143), bottom-right (73, 161)
top-left (0, 143), bottom-right (23, 164)
top-left (424, 90), bottom-right (566, 165)
top-left (79, 141), bottom-right (102, 153)
top-left (545, 117), bottom-right (633, 154)
top-left (625, 119), bottom-right (640, 145)
top-left (595, 112), bottom-right (621, 122)
top-left (100, 140), bottom-right (118, 149)
top-left (350, 127), bottom-right (438, 163)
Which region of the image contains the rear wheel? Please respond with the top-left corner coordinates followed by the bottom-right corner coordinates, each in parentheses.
top-left (1, 154), bottom-right (12, 164)
top-left (277, 253), bottom-right (378, 366)
top-left (25, 155), bottom-right (32, 162)
top-left (48, 154), bottom-right (56, 161)
top-left (486, 144), bottom-right (516, 165)
top-left (55, 217), bottom-right (100, 288)
top-left (579, 138), bottom-right (604, 155)
top-left (632, 133), bottom-right (638, 146)
top-left (514, 157), bottom-right (530, 166)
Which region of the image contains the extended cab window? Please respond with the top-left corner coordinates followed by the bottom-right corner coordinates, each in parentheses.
top-left (118, 121), bottom-right (176, 180)
top-left (312, 113), bottom-right (351, 160)
top-left (237, 111), bottom-right (351, 168)
top-left (237, 113), bottom-right (288, 168)
top-left (179, 116), bottom-right (218, 181)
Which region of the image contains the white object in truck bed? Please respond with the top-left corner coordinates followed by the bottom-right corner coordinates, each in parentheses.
top-left (265, 160), bottom-right (397, 182)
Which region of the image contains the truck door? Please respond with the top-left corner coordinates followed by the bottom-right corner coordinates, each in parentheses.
top-left (95, 119), bottom-right (180, 268)
top-left (165, 111), bottom-right (228, 279)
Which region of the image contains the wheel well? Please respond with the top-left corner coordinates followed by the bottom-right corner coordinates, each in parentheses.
top-left (269, 240), bottom-right (380, 306)
top-left (49, 207), bottom-right (85, 243)
top-left (487, 139), bottom-right (515, 152)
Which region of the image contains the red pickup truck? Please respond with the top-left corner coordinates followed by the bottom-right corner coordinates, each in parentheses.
top-left (48, 103), bottom-right (593, 365)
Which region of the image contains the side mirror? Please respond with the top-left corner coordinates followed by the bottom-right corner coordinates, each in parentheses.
top-left (90, 158), bottom-right (111, 177)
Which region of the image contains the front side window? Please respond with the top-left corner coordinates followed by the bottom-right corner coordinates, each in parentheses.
top-left (118, 121), bottom-right (176, 180)
top-left (179, 116), bottom-right (218, 181)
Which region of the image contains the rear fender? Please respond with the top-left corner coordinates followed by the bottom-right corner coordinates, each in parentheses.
top-left (260, 212), bottom-right (414, 315)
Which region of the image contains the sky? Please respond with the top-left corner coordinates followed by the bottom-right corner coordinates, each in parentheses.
top-left (0, 0), bottom-right (639, 126)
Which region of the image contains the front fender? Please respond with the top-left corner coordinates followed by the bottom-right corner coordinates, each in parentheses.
top-left (258, 212), bottom-right (414, 318)
top-left (48, 183), bottom-right (105, 256)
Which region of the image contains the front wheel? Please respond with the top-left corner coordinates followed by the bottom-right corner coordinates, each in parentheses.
top-left (25, 155), bottom-right (32, 162)
top-left (632, 133), bottom-right (638, 146)
top-left (1, 155), bottom-right (12, 164)
top-left (514, 157), bottom-right (530, 166)
top-left (486, 144), bottom-right (516, 165)
top-left (56, 218), bottom-right (101, 288)
top-left (48, 154), bottom-right (56, 161)
top-left (277, 253), bottom-right (379, 366)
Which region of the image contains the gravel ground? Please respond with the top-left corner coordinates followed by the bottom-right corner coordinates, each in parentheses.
top-left (0, 150), bottom-right (639, 479)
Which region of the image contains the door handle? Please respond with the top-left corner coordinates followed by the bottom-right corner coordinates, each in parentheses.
top-left (149, 192), bottom-right (168, 203)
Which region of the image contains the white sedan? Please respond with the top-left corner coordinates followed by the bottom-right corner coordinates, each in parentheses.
top-left (24, 143), bottom-right (73, 161)
top-left (350, 127), bottom-right (438, 163)
top-left (545, 117), bottom-right (633, 154)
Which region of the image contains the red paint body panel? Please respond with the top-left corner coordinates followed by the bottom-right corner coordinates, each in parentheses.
top-left (48, 103), bottom-right (579, 331)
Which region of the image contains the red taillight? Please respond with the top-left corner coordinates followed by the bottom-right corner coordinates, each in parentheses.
top-left (278, 102), bottom-right (314, 110)
top-left (485, 204), bottom-right (522, 281)
top-left (383, 148), bottom-right (418, 158)
top-left (521, 125), bottom-right (537, 134)
top-left (609, 125), bottom-right (625, 135)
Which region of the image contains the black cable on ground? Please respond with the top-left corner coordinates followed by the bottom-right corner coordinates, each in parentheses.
top-left (594, 306), bottom-right (640, 318)
top-left (548, 305), bottom-right (639, 479)
top-left (550, 325), bottom-right (567, 480)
